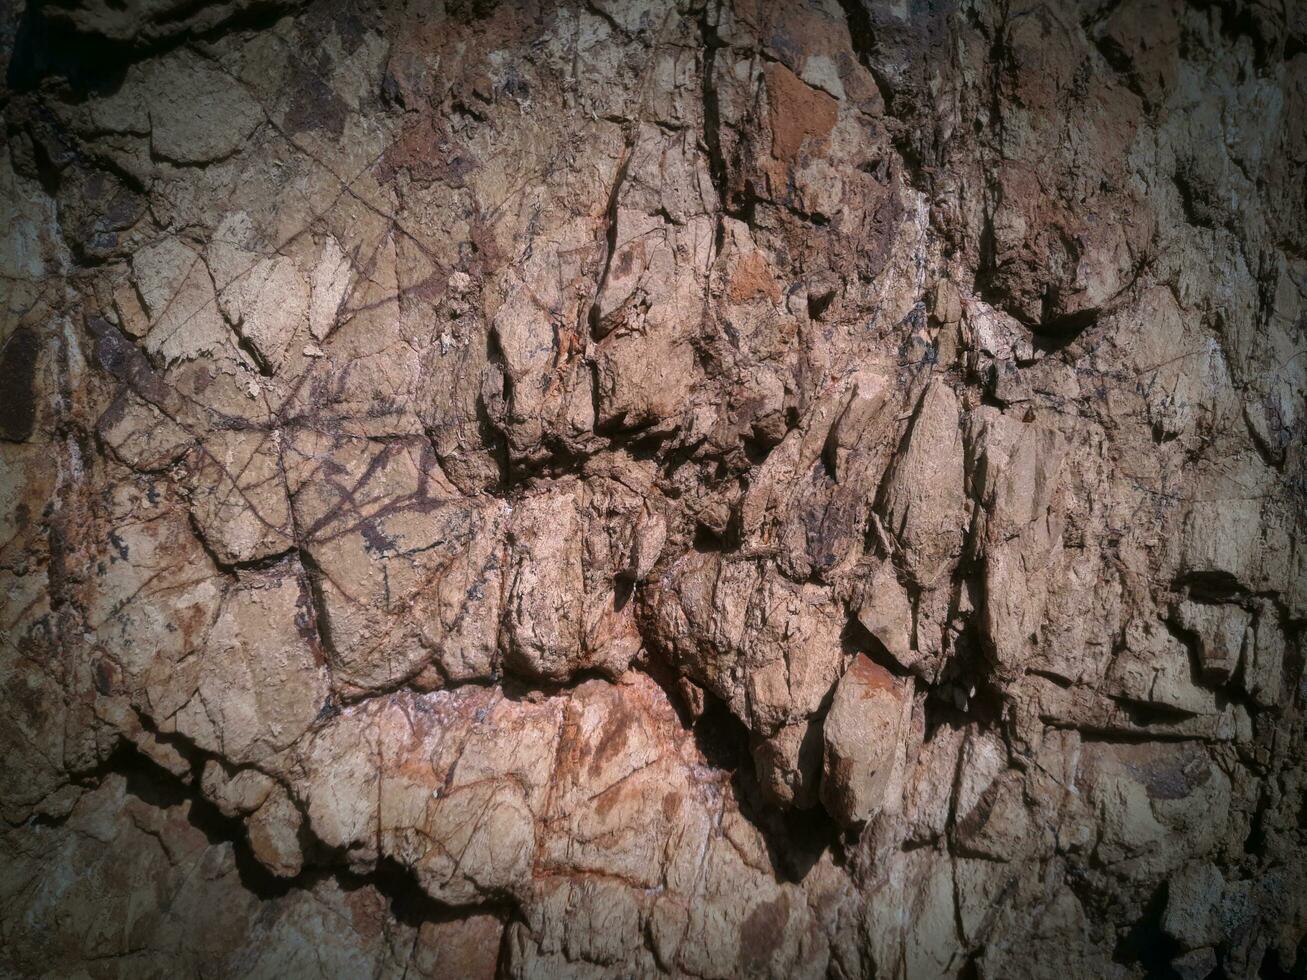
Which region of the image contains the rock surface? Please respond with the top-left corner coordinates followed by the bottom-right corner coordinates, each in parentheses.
top-left (2, 0), bottom-right (1306, 976)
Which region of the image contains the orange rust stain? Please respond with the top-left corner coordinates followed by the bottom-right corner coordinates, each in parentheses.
top-left (847, 654), bottom-right (897, 696)
top-left (595, 783), bottom-right (626, 818)
top-left (739, 893), bottom-right (790, 972)
top-left (764, 62), bottom-right (838, 162)
top-left (344, 887), bottom-right (386, 940)
top-left (588, 701), bottom-right (633, 779)
top-left (613, 239), bottom-right (644, 278)
top-left (727, 250), bottom-right (782, 305)
top-left (661, 790), bottom-right (683, 820)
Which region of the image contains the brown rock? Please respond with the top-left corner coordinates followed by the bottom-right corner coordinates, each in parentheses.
top-left (3, 1), bottom-right (1305, 976)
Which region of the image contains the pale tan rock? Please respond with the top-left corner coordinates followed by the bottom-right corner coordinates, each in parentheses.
top-left (973, 408), bottom-right (1070, 679)
top-left (751, 719), bottom-right (822, 809)
top-left (200, 760), bottom-right (274, 817)
top-left (1104, 617), bottom-right (1219, 716)
top-left (952, 731), bottom-right (1006, 827)
top-left (1174, 457), bottom-right (1278, 592)
top-left (902, 725), bottom-right (964, 845)
top-left (820, 655), bottom-right (914, 826)
top-left (97, 388), bottom-right (192, 470)
top-left (861, 848), bottom-right (963, 979)
top-left (590, 129), bottom-right (716, 433)
top-left (133, 236), bottom-right (230, 364)
top-left (954, 856), bottom-right (1022, 946)
top-left (412, 915), bottom-right (503, 980)
top-left (826, 370), bottom-right (895, 483)
top-left (1244, 607), bottom-right (1285, 709)
top-left (246, 784), bottom-right (303, 877)
top-left (856, 561), bottom-right (918, 672)
top-left (878, 380), bottom-right (966, 587)
top-left (504, 479), bottom-right (647, 681)
top-left (1174, 600), bottom-right (1252, 685)
top-left (157, 563), bottom-right (329, 766)
top-left (83, 479), bottom-right (226, 688)
top-left (646, 553), bottom-right (846, 734)
top-left (308, 235), bottom-right (354, 342)
top-left (123, 724), bottom-right (193, 781)
top-left (735, 383), bottom-right (887, 582)
top-left (978, 883), bottom-right (1129, 980)
top-left (288, 433), bottom-right (507, 692)
top-left (504, 487), bottom-right (586, 680)
top-left (1023, 673), bottom-right (1236, 742)
top-left (144, 54), bottom-right (266, 165)
top-left (184, 427), bottom-right (294, 565)
top-left (112, 278), bottom-right (151, 337)
top-left (208, 211), bottom-right (310, 372)
top-left (1078, 741), bottom-right (1232, 880)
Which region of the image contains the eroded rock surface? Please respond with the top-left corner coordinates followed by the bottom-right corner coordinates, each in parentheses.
top-left (2, 0), bottom-right (1306, 976)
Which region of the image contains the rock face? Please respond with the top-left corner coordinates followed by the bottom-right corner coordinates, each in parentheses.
top-left (1, 0), bottom-right (1306, 977)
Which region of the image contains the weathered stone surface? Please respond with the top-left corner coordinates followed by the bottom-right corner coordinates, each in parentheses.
top-left (157, 562), bottom-right (330, 766)
top-left (1163, 862), bottom-right (1226, 952)
top-left (1, 0), bottom-right (1304, 975)
top-left (1173, 599), bottom-right (1252, 685)
top-left (820, 655), bottom-right (915, 827)
top-left (1104, 616), bottom-right (1219, 716)
top-left (287, 433), bottom-right (508, 692)
top-left (1244, 606), bottom-right (1286, 709)
top-left (133, 234), bottom-right (231, 364)
top-left (645, 552), bottom-right (847, 736)
top-left (878, 380), bottom-right (966, 588)
top-left (855, 560), bottom-right (917, 672)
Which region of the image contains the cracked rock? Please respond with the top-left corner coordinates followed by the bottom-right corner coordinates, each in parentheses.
top-left (2, 0), bottom-right (1305, 975)
top-left (820, 655), bottom-right (915, 827)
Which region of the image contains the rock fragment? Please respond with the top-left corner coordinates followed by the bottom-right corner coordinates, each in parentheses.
top-left (820, 655), bottom-right (914, 826)
top-left (855, 561), bottom-right (917, 673)
top-left (878, 380), bottom-right (966, 587)
top-left (1163, 862), bottom-right (1226, 951)
top-left (1173, 600), bottom-right (1252, 685)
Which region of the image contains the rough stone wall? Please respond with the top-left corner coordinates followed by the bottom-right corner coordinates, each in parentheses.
top-left (1, 0), bottom-right (1305, 977)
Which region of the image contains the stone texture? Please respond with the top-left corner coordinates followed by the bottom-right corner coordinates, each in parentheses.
top-left (1, 0), bottom-right (1305, 976)
top-left (820, 655), bottom-right (915, 826)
